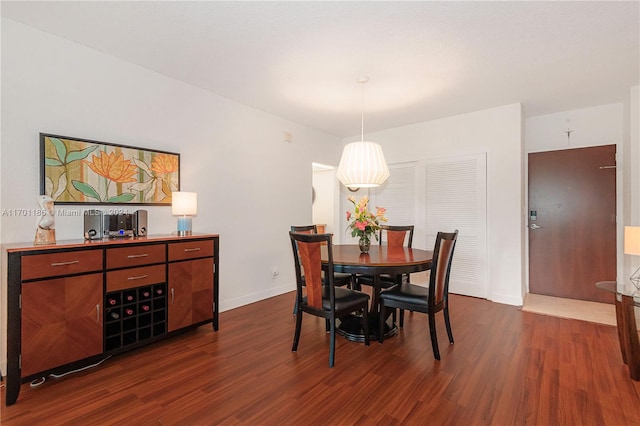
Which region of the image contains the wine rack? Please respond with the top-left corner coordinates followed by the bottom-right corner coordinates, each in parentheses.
top-left (105, 283), bottom-right (167, 351)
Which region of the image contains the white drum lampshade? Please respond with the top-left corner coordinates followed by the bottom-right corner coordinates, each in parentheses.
top-left (172, 191), bottom-right (197, 236)
top-left (336, 141), bottom-right (390, 188)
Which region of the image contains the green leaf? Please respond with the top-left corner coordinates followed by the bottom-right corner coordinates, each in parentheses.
top-left (45, 157), bottom-right (63, 166)
top-left (65, 145), bottom-right (98, 163)
top-left (106, 193), bottom-right (136, 203)
top-left (71, 180), bottom-right (101, 201)
top-left (49, 138), bottom-right (67, 165)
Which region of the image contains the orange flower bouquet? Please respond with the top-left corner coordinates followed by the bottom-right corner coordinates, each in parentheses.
top-left (345, 196), bottom-right (387, 253)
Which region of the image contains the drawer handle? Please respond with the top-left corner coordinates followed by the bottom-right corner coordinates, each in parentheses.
top-left (96, 304), bottom-right (100, 322)
top-left (184, 248), bottom-right (201, 252)
top-left (50, 260), bottom-right (80, 267)
top-left (127, 253), bottom-right (149, 259)
top-left (127, 275), bottom-right (149, 281)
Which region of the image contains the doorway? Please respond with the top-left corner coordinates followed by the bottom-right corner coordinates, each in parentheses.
top-left (312, 163), bottom-right (338, 238)
top-left (528, 145), bottom-right (616, 304)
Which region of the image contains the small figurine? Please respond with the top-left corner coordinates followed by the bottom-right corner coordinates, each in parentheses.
top-left (34, 195), bottom-right (56, 245)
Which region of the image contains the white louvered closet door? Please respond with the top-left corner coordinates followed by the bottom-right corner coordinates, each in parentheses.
top-left (424, 154), bottom-right (487, 298)
top-left (370, 155), bottom-right (487, 298)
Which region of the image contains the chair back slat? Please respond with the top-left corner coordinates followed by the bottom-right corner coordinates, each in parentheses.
top-left (429, 231), bottom-right (458, 307)
top-left (297, 240), bottom-right (324, 309)
top-left (380, 225), bottom-right (414, 248)
top-left (291, 225), bottom-right (317, 234)
top-left (386, 230), bottom-right (407, 248)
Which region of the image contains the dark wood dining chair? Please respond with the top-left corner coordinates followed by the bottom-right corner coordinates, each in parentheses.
top-left (290, 231), bottom-right (370, 367)
top-left (357, 225), bottom-right (415, 290)
top-left (378, 230), bottom-right (458, 360)
top-left (291, 225), bottom-right (355, 285)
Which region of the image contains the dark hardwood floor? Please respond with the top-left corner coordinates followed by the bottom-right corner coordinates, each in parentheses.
top-left (2, 291), bottom-right (640, 425)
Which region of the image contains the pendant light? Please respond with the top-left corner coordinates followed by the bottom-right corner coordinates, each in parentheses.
top-left (336, 77), bottom-right (390, 188)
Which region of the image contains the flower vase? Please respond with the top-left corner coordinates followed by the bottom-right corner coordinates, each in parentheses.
top-left (359, 235), bottom-right (371, 254)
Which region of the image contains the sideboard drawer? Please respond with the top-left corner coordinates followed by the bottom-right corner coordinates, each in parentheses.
top-left (106, 244), bottom-right (166, 269)
top-left (168, 240), bottom-right (214, 261)
top-left (21, 250), bottom-right (103, 281)
top-left (106, 264), bottom-right (166, 292)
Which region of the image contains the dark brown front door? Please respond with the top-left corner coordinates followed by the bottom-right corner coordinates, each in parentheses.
top-left (528, 145), bottom-right (616, 303)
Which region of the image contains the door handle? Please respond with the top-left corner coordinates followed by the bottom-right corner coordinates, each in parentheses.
top-left (530, 223), bottom-right (543, 230)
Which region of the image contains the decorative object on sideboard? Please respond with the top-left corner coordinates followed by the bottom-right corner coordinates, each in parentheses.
top-left (134, 209), bottom-right (148, 237)
top-left (83, 209), bottom-right (103, 240)
top-left (336, 76), bottom-right (389, 189)
top-left (34, 195), bottom-right (56, 245)
top-left (40, 133), bottom-right (180, 205)
top-left (172, 191), bottom-right (197, 236)
top-left (624, 226), bottom-right (640, 294)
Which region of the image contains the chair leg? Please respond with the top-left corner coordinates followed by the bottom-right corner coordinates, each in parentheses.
top-left (378, 303), bottom-right (385, 343)
top-left (428, 312), bottom-right (440, 361)
top-left (329, 315), bottom-right (336, 368)
top-left (325, 319), bottom-right (330, 332)
top-left (444, 306), bottom-right (454, 344)
top-left (292, 298), bottom-right (298, 316)
top-left (399, 309), bottom-right (404, 328)
top-left (292, 309), bottom-right (303, 352)
top-left (362, 307), bottom-right (370, 347)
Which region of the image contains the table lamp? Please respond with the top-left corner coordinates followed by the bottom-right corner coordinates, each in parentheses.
top-left (624, 226), bottom-right (640, 292)
top-left (172, 191), bottom-right (197, 236)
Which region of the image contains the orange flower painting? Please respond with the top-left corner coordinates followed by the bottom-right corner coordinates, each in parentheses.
top-left (41, 134), bottom-right (179, 204)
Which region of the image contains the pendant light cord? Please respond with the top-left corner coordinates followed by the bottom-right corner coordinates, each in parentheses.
top-left (361, 80), bottom-right (365, 142)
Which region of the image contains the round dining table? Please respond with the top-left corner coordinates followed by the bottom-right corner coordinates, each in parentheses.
top-left (321, 244), bottom-right (433, 342)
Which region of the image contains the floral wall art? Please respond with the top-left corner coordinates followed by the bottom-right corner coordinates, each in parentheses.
top-left (40, 133), bottom-right (180, 205)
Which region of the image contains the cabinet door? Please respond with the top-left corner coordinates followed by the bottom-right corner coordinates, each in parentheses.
top-left (168, 258), bottom-right (214, 332)
top-left (21, 273), bottom-right (103, 377)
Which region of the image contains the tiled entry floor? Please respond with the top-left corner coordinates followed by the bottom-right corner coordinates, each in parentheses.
top-left (521, 293), bottom-right (616, 326)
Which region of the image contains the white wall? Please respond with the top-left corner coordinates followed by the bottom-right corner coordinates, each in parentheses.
top-left (341, 104), bottom-right (525, 305)
top-left (0, 18), bottom-right (342, 373)
top-left (525, 104), bottom-right (623, 152)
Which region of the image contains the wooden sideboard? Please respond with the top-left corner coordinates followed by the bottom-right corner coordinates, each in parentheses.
top-left (4, 233), bottom-right (219, 405)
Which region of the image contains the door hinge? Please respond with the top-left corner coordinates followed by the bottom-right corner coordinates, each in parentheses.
top-left (19, 294), bottom-right (22, 309)
top-left (19, 354), bottom-right (21, 369)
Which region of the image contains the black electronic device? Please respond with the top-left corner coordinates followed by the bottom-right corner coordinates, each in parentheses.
top-left (103, 213), bottom-right (134, 238)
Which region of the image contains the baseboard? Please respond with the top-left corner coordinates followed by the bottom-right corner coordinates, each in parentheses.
top-left (219, 282), bottom-right (294, 312)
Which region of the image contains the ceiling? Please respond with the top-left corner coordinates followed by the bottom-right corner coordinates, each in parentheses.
top-left (2, 1), bottom-right (638, 138)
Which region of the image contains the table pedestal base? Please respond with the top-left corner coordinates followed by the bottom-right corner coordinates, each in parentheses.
top-left (337, 314), bottom-right (397, 343)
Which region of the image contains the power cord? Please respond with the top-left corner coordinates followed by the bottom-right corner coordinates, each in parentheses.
top-left (30, 355), bottom-right (111, 388)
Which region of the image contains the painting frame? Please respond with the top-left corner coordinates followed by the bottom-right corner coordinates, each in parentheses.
top-left (40, 133), bottom-right (180, 206)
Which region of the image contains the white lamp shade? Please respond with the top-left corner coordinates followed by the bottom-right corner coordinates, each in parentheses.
top-left (624, 226), bottom-right (640, 256)
top-left (172, 191), bottom-right (198, 216)
top-left (336, 141), bottom-right (390, 188)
